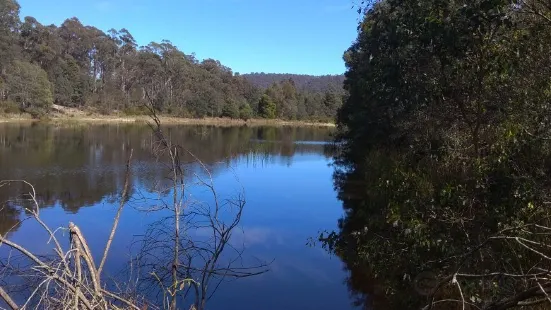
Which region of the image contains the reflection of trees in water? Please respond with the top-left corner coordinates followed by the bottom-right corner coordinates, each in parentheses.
top-left (0, 204), bottom-right (21, 237)
top-left (324, 151), bottom-right (551, 310)
top-left (0, 123), bottom-right (334, 235)
top-left (129, 114), bottom-right (271, 310)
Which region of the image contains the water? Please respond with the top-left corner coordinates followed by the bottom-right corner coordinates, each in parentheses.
top-left (0, 123), bottom-right (354, 310)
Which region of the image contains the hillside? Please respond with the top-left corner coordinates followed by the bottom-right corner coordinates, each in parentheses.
top-left (242, 73), bottom-right (345, 93)
top-left (0, 1), bottom-right (344, 122)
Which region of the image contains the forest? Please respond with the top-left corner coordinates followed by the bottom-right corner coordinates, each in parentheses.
top-left (321, 0), bottom-right (551, 309)
top-left (0, 0), bottom-right (344, 121)
top-left (242, 73), bottom-right (344, 92)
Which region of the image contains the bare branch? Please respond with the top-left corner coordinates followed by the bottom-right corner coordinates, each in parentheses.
top-left (0, 286), bottom-right (19, 310)
top-left (98, 149), bottom-right (133, 276)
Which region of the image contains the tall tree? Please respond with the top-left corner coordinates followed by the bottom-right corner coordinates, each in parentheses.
top-left (321, 91), bottom-right (342, 119)
top-left (258, 94), bottom-right (276, 119)
top-left (0, 0), bottom-right (20, 98)
top-left (5, 60), bottom-right (53, 115)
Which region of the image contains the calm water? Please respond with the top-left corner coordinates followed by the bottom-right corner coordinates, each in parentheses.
top-left (0, 123), bottom-right (355, 310)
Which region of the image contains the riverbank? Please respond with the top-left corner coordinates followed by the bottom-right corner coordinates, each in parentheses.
top-left (0, 111), bottom-right (335, 127)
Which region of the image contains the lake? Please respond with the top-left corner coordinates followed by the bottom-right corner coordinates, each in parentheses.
top-left (0, 122), bottom-right (356, 310)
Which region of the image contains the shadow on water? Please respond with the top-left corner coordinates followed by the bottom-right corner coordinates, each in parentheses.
top-left (320, 148), bottom-right (551, 310)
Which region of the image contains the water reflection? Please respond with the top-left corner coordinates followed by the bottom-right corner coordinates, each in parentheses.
top-left (0, 123), bottom-right (353, 310)
top-left (0, 123), bottom-right (334, 236)
top-left (324, 146), bottom-right (551, 309)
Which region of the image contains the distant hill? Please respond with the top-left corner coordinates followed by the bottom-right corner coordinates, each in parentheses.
top-left (242, 73), bottom-right (345, 93)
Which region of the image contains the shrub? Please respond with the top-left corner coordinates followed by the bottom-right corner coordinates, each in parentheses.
top-left (0, 100), bottom-right (21, 114)
top-left (239, 104), bottom-right (253, 121)
top-left (221, 102), bottom-right (240, 119)
top-left (123, 105), bottom-right (149, 116)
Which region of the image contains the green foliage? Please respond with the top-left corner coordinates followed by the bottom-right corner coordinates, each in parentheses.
top-left (0, 99), bottom-right (19, 114)
top-left (122, 105), bottom-right (149, 116)
top-left (242, 73), bottom-right (344, 92)
top-left (258, 94), bottom-right (276, 119)
top-left (0, 0), bottom-right (21, 73)
top-left (0, 2), bottom-right (343, 121)
top-left (321, 91), bottom-right (342, 119)
top-left (221, 101), bottom-right (240, 119)
top-left (239, 103), bottom-right (253, 121)
top-left (5, 60), bottom-right (53, 116)
top-left (324, 0), bottom-right (551, 309)
top-left (166, 105), bottom-right (192, 118)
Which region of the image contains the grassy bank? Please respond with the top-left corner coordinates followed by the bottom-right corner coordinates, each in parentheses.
top-left (0, 112), bottom-right (335, 127)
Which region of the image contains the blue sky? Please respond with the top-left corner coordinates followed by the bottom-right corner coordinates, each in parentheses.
top-left (18, 0), bottom-right (361, 75)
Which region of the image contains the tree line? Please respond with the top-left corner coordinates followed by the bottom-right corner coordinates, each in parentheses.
top-left (242, 73), bottom-right (345, 92)
top-left (322, 0), bottom-right (551, 309)
top-left (0, 0), bottom-right (343, 121)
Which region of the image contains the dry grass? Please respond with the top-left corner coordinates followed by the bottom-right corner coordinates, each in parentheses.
top-left (0, 105), bottom-right (335, 127)
top-left (0, 175), bottom-right (143, 309)
top-left (0, 114), bottom-right (35, 123)
top-left (51, 115), bottom-right (335, 127)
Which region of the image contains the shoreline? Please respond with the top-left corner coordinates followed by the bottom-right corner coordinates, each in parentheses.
top-left (0, 114), bottom-right (335, 127)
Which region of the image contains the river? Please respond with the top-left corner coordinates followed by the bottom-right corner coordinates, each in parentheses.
top-left (0, 122), bottom-right (356, 310)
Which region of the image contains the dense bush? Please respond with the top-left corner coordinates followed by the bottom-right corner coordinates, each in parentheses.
top-left (323, 0), bottom-right (551, 309)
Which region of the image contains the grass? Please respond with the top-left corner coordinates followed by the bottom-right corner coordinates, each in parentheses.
top-left (0, 111), bottom-right (336, 127)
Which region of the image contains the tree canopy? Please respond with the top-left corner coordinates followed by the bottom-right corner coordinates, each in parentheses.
top-left (0, 0), bottom-right (343, 121)
top-left (323, 0), bottom-right (551, 309)
top-left (242, 73), bottom-right (345, 92)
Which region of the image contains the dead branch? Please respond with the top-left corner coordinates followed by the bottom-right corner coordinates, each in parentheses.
top-left (0, 151), bottom-right (141, 309)
top-left (99, 149), bottom-right (134, 276)
top-left (425, 222), bottom-right (551, 310)
top-left (129, 101), bottom-right (270, 310)
top-left (0, 286), bottom-right (19, 310)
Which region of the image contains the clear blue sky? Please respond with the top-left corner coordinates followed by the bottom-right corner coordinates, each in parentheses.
top-left (17, 0), bottom-right (360, 75)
